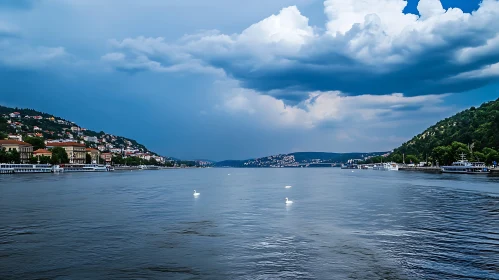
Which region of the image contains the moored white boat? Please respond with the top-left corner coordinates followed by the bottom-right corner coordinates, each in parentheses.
top-left (139, 165), bottom-right (160, 170)
top-left (59, 164), bottom-right (109, 172)
top-left (52, 165), bottom-right (64, 173)
top-left (441, 154), bottom-right (490, 174)
top-left (373, 162), bottom-right (399, 171)
top-left (0, 164), bottom-right (52, 174)
top-left (0, 166), bottom-right (15, 174)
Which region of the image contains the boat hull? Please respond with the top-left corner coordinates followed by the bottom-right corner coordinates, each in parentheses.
top-left (441, 169), bottom-right (490, 174)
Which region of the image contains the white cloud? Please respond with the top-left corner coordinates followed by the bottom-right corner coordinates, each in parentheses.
top-left (238, 6), bottom-right (314, 49)
top-left (218, 80), bottom-right (448, 130)
top-left (324, 0), bottom-right (418, 36)
top-left (103, 0), bottom-right (499, 100)
top-left (101, 36), bottom-right (223, 75)
top-left (451, 62), bottom-right (499, 79)
top-left (417, 0), bottom-right (445, 19)
top-left (0, 21), bottom-right (19, 37)
top-left (0, 41), bottom-right (67, 68)
top-left (0, 20), bottom-right (68, 68)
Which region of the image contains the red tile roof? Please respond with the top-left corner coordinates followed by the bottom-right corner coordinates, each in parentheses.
top-left (0, 140), bottom-right (32, 146)
top-left (34, 149), bottom-right (52, 154)
top-left (46, 142), bottom-right (86, 147)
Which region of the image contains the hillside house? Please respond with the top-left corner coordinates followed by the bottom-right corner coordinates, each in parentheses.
top-left (46, 142), bottom-right (86, 164)
top-left (0, 140), bottom-right (33, 163)
top-left (7, 134), bottom-right (22, 141)
top-left (100, 153), bottom-right (112, 164)
top-left (86, 148), bottom-right (101, 164)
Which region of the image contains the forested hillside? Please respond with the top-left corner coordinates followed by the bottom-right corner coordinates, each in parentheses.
top-left (384, 98), bottom-right (499, 165)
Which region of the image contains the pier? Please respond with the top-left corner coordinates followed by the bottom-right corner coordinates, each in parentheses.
top-left (114, 166), bottom-right (141, 171)
top-left (490, 168), bottom-right (499, 176)
top-left (398, 166), bottom-right (442, 173)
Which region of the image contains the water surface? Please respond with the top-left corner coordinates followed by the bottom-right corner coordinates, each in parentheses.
top-left (1, 169), bottom-right (498, 279)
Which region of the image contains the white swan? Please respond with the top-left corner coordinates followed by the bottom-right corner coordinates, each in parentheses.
top-left (285, 185), bottom-right (292, 189)
top-left (193, 190), bottom-right (200, 196)
top-left (285, 197), bottom-right (293, 204)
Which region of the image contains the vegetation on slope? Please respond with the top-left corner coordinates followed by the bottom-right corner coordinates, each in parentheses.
top-left (381, 98), bottom-right (499, 165)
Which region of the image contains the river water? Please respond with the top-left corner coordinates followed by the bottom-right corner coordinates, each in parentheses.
top-left (0, 169), bottom-right (498, 279)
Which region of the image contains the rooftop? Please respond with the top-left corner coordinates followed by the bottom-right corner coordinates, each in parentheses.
top-left (46, 142), bottom-right (86, 147)
top-left (34, 149), bottom-right (52, 154)
top-left (0, 140), bottom-right (32, 146)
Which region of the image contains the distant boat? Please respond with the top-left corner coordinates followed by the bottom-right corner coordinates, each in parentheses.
top-left (441, 154), bottom-right (490, 174)
top-left (341, 163), bottom-right (358, 169)
top-left (373, 162), bottom-right (399, 171)
top-left (0, 164), bottom-right (52, 174)
top-left (285, 185), bottom-right (292, 189)
top-left (139, 165), bottom-right (160, 170)
top-left (59, 164), bottom-right (108, 172)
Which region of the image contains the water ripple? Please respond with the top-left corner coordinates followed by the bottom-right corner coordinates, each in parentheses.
top-left (0, 169), bottom-right (498, 279)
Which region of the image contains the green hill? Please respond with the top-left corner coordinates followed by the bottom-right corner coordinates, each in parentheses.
top-left (0, 105), bottom-right (166, 162)
top-left (388, 98), bottom-right (499, 165)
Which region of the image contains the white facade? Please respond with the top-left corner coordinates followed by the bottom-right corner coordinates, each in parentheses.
top-left (7, 134), bottom-right (23, 141)
top-left (84, 136), bottom-right (98, 143)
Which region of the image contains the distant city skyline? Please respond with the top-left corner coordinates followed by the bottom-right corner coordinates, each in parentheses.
top-left (1, 0), bottom-right (498, 161)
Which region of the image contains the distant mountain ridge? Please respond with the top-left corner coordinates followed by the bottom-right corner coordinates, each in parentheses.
top-left (215, 151), bottom-right (388, 167)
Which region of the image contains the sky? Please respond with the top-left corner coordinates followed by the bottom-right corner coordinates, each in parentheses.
top-left (0, 0), bottom-right (498, 161)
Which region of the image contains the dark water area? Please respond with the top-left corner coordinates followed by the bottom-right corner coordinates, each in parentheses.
top-left (0, 169), bottom-right (498, 279)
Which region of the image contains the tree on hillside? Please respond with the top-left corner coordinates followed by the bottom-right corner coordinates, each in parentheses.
top-left (148, 157), bottom-right (158, 166)
top-left (7, 149), bottom-right (20, 163)
top-left (473, 151), bottom-right (486, 162)
top-left (31, 155), bottom-right (51, 164)
top-left (112, 155), bottom-right (125, 165)
top-left (29, 156), bottom-right (38, 164)
top-left (0, 117), bottom-right (9, 139)
top-left (0, 148), bottom-right (7, 163)
top-left (39, 155), bottom-right (51, 164)
top-left (390, 153), bottom-right (403, 163)
top-left (405, 155), bottom-right (420, 164)
top-left (483, 148), bottom-right (499, 165)
top-left (0, 117), bottom-right (7, 130)
top-left (451, 141), bottom-right (470, 159)
top-left (432, 146), bottom-right (453, 166)
top-left (24, 137), bottom-right (46, 150)
top-left (50, 147), bottom-right (69, 164)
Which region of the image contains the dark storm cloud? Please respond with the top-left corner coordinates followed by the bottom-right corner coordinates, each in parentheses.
top-left (104, 0), bottom-right (499, 103)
